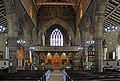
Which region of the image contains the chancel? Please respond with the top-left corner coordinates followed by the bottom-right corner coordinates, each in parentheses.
top-left (0, 0), bottom-right (120, 81)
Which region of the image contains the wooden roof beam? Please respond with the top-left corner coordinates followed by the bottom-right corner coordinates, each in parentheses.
top-left (108, 16), bottom-right (120, 24)
top-left (0, 12), bottom-right (6, 19)
top-left (75, 0), bottom-right (81, 11)
top-left (32, 0), bottom-right (38, 11)
top-left (108, 2), bottom-right (116, 8)
top-left (105, 4), bottom-right (120, 20)
top-left (67, 0), bottom-right (76, 9)
top-left (37, 2), bottom-right (75, 6)
top-left (111, 14), bottom-right (120, 21)
top-left (105, 19), bottom-right (119, 26)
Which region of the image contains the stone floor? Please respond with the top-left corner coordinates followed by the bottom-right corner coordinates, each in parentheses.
top-left (50, 70), bottom-right (63, 81)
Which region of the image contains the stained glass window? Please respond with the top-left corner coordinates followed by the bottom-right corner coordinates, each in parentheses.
top-left (50, 28), bottom-right (63, 46)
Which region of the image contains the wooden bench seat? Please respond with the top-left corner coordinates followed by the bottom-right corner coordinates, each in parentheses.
top-left (66, 70), bottom-right (120, 81)
top-left (0, 70), bottom-right (47, 80)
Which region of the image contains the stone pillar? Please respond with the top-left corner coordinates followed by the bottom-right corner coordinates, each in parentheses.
top-left (94, 37), bottom-right (103, 72)
top-left (8, 38), bottom-right (17, 73)
top-left (32, 27), bottom-right (38, 45)
top-left (93, 0), bottom-right (107, 72)
top-left (4, 0), bottom-right (18, 73)
top-left (32, 52), bottom-right (37, 70)
top-left (73, 52), bottom-right (81, 70)
top-left (81, 26), bottom-right (89, 70)
top-left (36, 53), bottom-right (40, 69)
top-left (23, 25), bottom-right (31, 62)
top-left (22, 25), bottom-right (32, 70)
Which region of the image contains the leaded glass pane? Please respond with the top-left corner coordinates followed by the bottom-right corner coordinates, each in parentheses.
top-left (50, 28), bottom-right (63, 46)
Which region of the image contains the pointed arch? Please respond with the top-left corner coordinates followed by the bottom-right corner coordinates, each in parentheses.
top-left (60, 53), bottom-right (68, 65)
top-left (53, 53), bottom-right (60, 62)
top-left (50, 28), bottom-right (63, 46)
top-left (53, 52), bottom-right (60, 68)
top-left (38, 18), bottom-right (75, 45)
top-left (46, 53), bottom-right (52, 65)
top-left (39, 52), bottom-right (45, 63)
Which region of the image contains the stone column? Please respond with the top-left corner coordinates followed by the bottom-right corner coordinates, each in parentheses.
top-left (81, 23), bottom-right (90, 70)
top-left (36, 53), bottom-right (40, 69)
top-left (94, 37), bottom-right (103, 72)
top-left (8, 38), bottom-right (18, 73)
top-left (4, 0), bottom-right (19, 73)
top-left (22, 24), bottom-right (32, 70)
top-left (82, 21), bottom-right (90, 69)
top-left (93, 0), bottom-right (107, 72)
top-left (23, 25), bottom-right (31, 62)
top-left (32, 27), bottom-right (38, 45)
top-left (32, 52), bottom-right (37, 70)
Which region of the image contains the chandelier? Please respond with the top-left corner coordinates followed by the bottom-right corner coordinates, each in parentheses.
top-left (0, 25), bottom-right (6, 32)
top-left (17, 39), bottom-right (26, 45)
top-left (104, 26), bottom-right (117, 32)
top-left (86, 40), bottom-right (95, 45)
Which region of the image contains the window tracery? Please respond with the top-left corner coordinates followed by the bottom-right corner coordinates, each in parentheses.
top-left (50, 28), bottom-right (63, 46)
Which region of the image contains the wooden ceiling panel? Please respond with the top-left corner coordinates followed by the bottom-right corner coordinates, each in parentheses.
top-left (35, 0), bottom-right (79, 6)
top-left (0, 0), bottom-right (7, 28)
top-left (104, 0), bottom-right (120, 31)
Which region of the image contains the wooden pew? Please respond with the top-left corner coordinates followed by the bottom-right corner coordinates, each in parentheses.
top-left (65, 70), bottom-right (120, 81)
top-left (0, 70), bottom-right (47, 81)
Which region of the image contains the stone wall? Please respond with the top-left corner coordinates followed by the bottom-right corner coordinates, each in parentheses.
top-left (38, 5), bottom-right (75, 33)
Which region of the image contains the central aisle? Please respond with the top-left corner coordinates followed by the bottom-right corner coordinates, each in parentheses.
top-left (50, 70), bottom-right (63, 81)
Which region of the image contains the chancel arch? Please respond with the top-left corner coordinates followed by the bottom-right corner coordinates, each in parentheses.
top-left (38, 18), bottom-right (75, 45)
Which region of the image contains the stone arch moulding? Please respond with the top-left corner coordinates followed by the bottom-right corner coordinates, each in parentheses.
top-left (38, 18), bottom-right (75, 45)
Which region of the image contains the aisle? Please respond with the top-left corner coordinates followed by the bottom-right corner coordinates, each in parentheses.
top-left (50, 70), bottom-right (63, 81)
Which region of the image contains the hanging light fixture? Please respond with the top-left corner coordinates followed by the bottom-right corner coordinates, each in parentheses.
top-left (86, 39), bottom-right (95, 45)
top-left (17, 39), bottom-right (26, 45)
top-left (0, 25), bottom-right (6, 32)
top-left (104, 25), bottom-right (117, 32)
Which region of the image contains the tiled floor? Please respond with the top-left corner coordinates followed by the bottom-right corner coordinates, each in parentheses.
top-left (50, 76), bottom-right (63, 81)
top-left (50, 70), bottom-right (63, 81)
